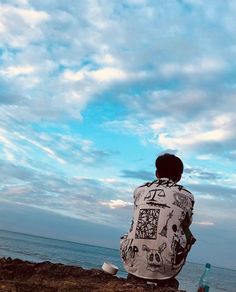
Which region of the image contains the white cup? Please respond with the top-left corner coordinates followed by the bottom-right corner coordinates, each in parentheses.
top-left (102, 262), bottom-right (118, 275)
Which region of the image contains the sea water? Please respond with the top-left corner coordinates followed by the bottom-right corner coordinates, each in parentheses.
top-left (0, 229), bottom-right (235, 292)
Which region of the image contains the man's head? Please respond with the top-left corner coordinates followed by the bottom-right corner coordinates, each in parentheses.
top-left (155, 153), bottom-right (183, 182)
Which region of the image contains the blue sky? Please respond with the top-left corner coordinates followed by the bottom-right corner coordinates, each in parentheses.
top-left (0, 0), bottom-right (236, 270)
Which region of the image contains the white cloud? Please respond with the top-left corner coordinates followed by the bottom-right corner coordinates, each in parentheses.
top-left (127, 0), bottom-right (147, 4)
top-left (16, 0), bottom-right (29, 4)
top-left (90, 67), bottom-right (127, 82)
top-left (212, 114), bottom-right (233, 127)
top-left (150, 121), bottom-right (166, 131)
top-left (99, 178), bottom-right (118, 184)
top-left (160, 58), bottom-right (226, 77)
top-left (0, 4), bottom-right (49, 48)
top-left (196, 154), bottom-right (213, 160)
top-left (159, 129), bottom-right (227, 149)
top-left (197, 194), bottom-right (216, 200)
top-left (100, 199), bottom-right (132, 209)
top-left (86, 0), bottom-right (109, 30)
top-left (193, 221), bottom-right (215, 226)
top-left (63, 70), bottom-right (85, 82)
top-left (0, 66), bottom-right (35, 77)
top-left (0, 126), bottom-right (68, 165)
top-left (102, 119), bottom-right (149, 137)
top-left (0, 21), bottom-right (5, 33)
top-left (3, 184), bottom-right (32, 195)
top-left (63, 67), bottom-right (127, 83)
top-left (15, 133), bottom-right (66, 165)
top-left (157, 118), bottom-right (232, 151)
top-left (0, 5), bottom-right (49, 27)
top-left (0, 128), bottom-right (18, 162)
top-left (95, 53), bottom-right (116, 65)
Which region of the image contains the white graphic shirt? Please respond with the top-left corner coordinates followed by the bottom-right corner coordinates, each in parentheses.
top-left (120, 178), bottom-right (195, 280)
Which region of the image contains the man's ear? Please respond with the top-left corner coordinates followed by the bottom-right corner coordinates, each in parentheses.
top-left (155, 170), bottom-right (159, 179)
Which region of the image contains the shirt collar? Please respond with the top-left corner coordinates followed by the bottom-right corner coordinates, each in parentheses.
top-left (158, 177), bottom-right (174, 182)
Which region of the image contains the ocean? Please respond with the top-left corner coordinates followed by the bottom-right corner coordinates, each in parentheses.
top-left (0, 229), bottom-right (235, 292)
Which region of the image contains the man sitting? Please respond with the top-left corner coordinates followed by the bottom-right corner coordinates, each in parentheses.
top-left (120, 153), bottom-right (196, 288)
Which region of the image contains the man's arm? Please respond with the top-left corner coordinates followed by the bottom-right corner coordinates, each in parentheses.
top-left (121, 186), bottom-right (140, 239)
top-left (182, 199), bottom-right (196, 248)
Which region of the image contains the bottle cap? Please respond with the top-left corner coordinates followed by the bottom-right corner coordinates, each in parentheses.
top-left (206, 263), bottom-right (211, 269)
top-left (102, 262), bottom-right (118, 275)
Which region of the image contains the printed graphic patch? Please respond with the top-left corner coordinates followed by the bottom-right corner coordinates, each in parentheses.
top-left (144, 189), bottom-right (166, 201)
top-left (142, 242), bottom-right (167, 272)
top-left (135, 209), bottom-right (160, 239)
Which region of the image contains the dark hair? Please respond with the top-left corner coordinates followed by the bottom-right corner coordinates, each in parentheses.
top-left (155, 153), bottom-right (183, 182)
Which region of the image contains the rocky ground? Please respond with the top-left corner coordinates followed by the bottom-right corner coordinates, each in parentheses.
top-left (0, 258), bottom-right (186, 292)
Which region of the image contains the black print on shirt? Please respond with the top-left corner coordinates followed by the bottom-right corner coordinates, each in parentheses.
top-left (135, 209), bottom-right (160, 239)
top-left (176, 184), bottom-right (192, 194)
top-left (140, 180), bottom-right (158, 188)
top-left (129, 218), bottom-right (134, 232)
top-left (120, 238), bottom-right (139, 267)
top-left (145, 189), bottom-right (166, 201)
top-left (144, 189), bottom-right (170, 208)
top-left (142, 242), bottom-right (167, 272)
top-left (120, 237), bottom-right (130, 261)
top-left (159, 210), bottom-right (174, 238)
top-left (158, 179), bottom-right (175, 188)
top-left (147, 202), bottom-right (170, 208)
top-left (134, 190), bottom-right (144, 208)
top-left (171, 224), bottom-right (187, 269)
top-left (173, 192), bottom-right (189, 211)
top-left (170, 211), bottom-right (188, 270)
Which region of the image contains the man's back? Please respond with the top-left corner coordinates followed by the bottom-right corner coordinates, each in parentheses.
top-left (120, 177), bottom-right (194, 280)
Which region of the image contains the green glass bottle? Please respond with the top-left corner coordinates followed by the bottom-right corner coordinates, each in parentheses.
top-left (197, 263), bottom-right (211, 292)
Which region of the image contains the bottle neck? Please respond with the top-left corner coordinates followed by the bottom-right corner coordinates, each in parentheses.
top-left (203, 267), bottom-right (210, 277)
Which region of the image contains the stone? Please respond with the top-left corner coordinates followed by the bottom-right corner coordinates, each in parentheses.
top-left (0, 258), bottom-right (185, 292)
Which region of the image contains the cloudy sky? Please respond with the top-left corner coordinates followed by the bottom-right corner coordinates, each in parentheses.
top-left (0, 0), bottom-right (236, 270)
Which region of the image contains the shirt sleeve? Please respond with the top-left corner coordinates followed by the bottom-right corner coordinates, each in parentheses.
top-left (133, 186), bottom-right (142, 209)
top-left (183, 194), bottom-right (194, 228)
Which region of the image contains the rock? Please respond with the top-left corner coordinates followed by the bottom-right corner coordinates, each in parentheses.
top-left (0, 258), bottom-right (185, 292)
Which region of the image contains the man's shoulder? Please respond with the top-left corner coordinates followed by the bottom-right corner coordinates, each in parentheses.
top-left (133, 180), bottom-right (156, 196)
top-left (175, 183), bottom-right (194, 200)
top-left (135, 180), bottom-right (158, 190)
top-left (134, 180), bottom-right (194, 200)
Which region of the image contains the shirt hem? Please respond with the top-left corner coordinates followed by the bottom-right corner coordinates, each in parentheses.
top-left (127, 271), bottom-right (175, 281)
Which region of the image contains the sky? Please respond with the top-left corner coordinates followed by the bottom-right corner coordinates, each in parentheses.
top-left (0, 0), bottom-right (236, 270)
